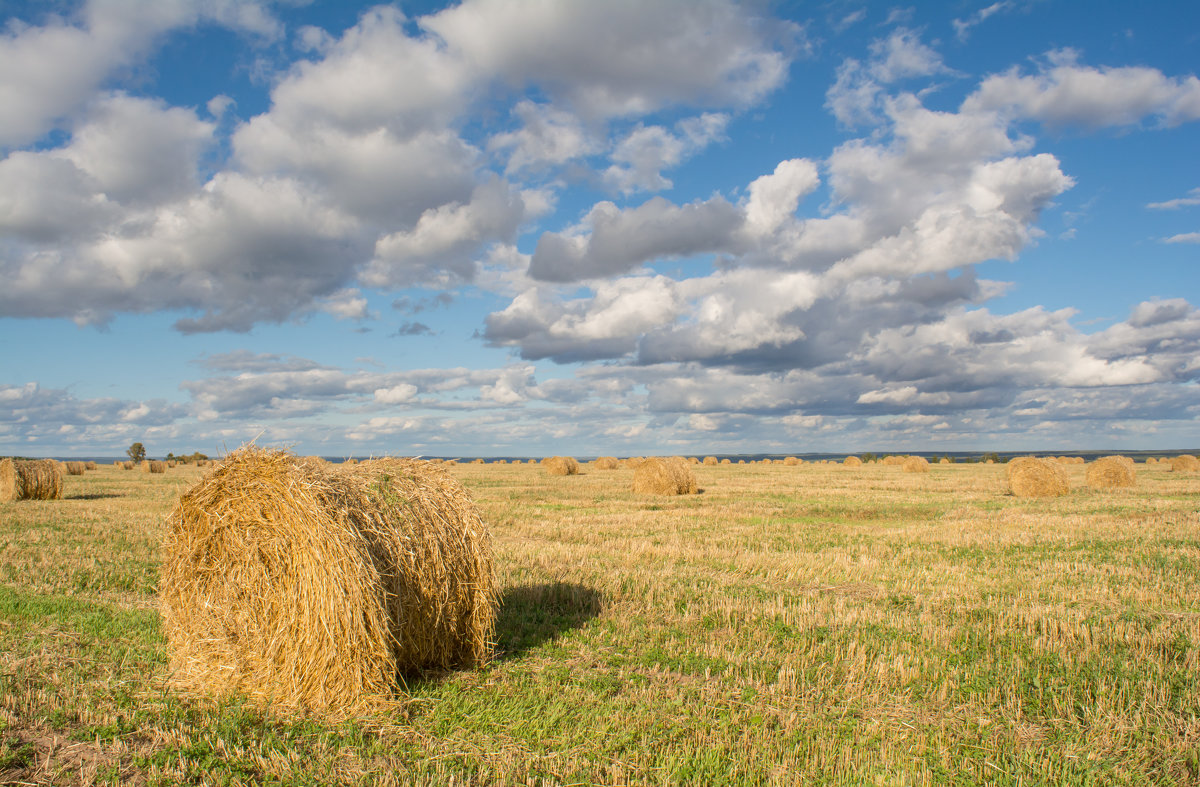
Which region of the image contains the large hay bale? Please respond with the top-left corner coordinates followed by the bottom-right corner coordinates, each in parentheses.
top-left (542, 456), bottom-right (579, 476)
top-left (702, 456), bottom-right (719, 466)
top-left (1170, 454), bottom-right (1200, 472)
top-left (1086, 456), bottom-right (1136, 490)
top-left (1006, 456), bottom-right (1069, 498)
top-left (142, 460), bottom-right (167, 474)
top-left (843, 456), bottom-right (863, 467)
top-left (902, 455), bottom-right (929, 473)
top-left (631, 457), bottom-right (697, 496)
top-left (64, 461), bottom-right (86, 476)
top-left (593, 457), bottom-right (619, 470)
top-left (1, 459), bottom-right (64, 502)
top-left (160, 448), bottom-right (496, 719)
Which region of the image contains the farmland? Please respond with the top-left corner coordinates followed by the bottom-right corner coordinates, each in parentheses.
top-left (1, 459), bottom-right (1198, 785)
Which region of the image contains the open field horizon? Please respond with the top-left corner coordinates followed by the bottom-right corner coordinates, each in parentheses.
top-left (2, 458), bottom-right (1198, 784)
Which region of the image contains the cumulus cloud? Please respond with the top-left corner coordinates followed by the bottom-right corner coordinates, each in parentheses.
top-left (489, 101), bottom-right (598, 174)
top-left (602, 113), bottom-right (729, 194)
top-left (963, 50), bottom-right (1200, 129)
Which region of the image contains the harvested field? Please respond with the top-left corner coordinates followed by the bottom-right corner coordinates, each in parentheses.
top-left (1, 459), bottom-right (1198, 784)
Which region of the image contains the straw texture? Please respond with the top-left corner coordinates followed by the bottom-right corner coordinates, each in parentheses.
top-left (1086, 456), bottom-right (1136, 489)
top-left (1006, 456), bottom-right (1069, 498)
top-left (0, 459), bottom-right (63, 502)
top-left (631, 457), bottom-right (698, 496)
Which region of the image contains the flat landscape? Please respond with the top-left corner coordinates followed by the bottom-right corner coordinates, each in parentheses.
top-left (1, 459), bottom-right (1198, 785)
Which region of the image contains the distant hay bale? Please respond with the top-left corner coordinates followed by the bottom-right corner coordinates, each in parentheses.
top-left (1006, 456), bottom-right (1069, 498)
top-left (738, 459), bottom-right (747, 464)
top-left (593, 457), bottom-right (619, 470)
top-left (471, 458), bottom-right (484, 465)
top-left (542, 456), bottom-right (580, 476)
top-left (113, 460), bottom-right (122, 467)
top-left (1086, 456), bottom-right (1136, 490)
top-left (901, 456), bottom-right (930, 473)
top-left (64, 461), bottom-right (86, 476)
top-left (166, 460), bottom-right (177, 468)
top-left (720, 458), bottom-right (732, 465)
top-left (843, 456), bottom-right (863, 467)
top-left (142, 460), bottom-right (167, 474)
top-left (702, 456), bottom-right (719, 466)
top-left (783, 456), bottom-right (800, 466)
top-left (881, 455), bottom-right (905, 466)
top-left (984, 459), bottom-right (996, 465)
top-left (343, 458), bottom-right (359, 465)
top-left (1, 459), bottom-right (64, 502)
top-left (687, 457), bottom-right (700, 464)
top-left (84, 461), bottom-right (97, 470)
top-left (160, 447), bottom-right (496, 720)
top-left (1169, 454), bottom-right (1200, 472)
top-left (939, 458), bottom-right (951, 464)
top-left (632, 457), bottom-right (697, 496)
top-left (122, 461), bottom-right (134, 470)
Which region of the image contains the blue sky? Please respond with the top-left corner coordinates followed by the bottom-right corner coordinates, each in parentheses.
top-left (1, 0), bottom-right (1198, 458)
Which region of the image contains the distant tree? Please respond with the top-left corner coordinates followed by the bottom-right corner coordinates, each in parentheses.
top-left (165, 452), bottom-right (176, 462)
top-left (127, 442), bottom-right (146, 463)
top-left (981, 452), bottom-right (1001, 464)
top-left (861, 452), bottom-right (878, 462)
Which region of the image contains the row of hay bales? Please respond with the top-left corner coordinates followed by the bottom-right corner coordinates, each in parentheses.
top-left (1001, 454), bottom-right (1200, 497)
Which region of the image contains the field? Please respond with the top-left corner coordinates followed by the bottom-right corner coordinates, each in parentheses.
top-left (1, 459), bottom-right (1198, 785)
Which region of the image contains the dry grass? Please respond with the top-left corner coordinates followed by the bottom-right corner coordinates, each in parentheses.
top-left (159, 447), bottom-right (497, 720)
top-left (0, 458), bottom-right (63, 502)
top-left (1006, 456), bottom-right (1070, 497)
top-left (631, 457), bottom-right (698, 496)
top-left (542, 456), bottom-right (580, 476)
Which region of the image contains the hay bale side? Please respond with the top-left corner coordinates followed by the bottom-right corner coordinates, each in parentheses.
top-left (1, 459), bottom-right (64, 502)
top-left (843, 456), bottom-right (863, 467)
top-left (160, 448), bottom-right (496, 720)
top-left (1086, 456), bottom-right (1136, 489)
top-left (142, 460), bottom-right (167, 474)
top-left (542, 456), bottom-right (580, 476)
top-left (631, 457), bottom-right (697, 495)
top-left (593, 457), bottom-right (619, 470)
top-left (122, 461), bottom-right (134, 470)
top-left (881, 455), bottom-right (905, 466)
top-left (64, 461), bottom-right (86, 476)
top-left (902, 456), bottom-right (930, 473)
top-left (782, 456), bottom-right (800, 466)
top-left (1170, 454), bottom-right (1200, 472)
top-left (1006, 456), bottom-right (1069, 498)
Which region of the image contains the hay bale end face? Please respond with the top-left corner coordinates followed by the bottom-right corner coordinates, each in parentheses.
top-left (702, 456), bottom-right (718, 466)
top-left (160, 448), bottom-right (497, 719)
top-left (1006, 456), bottom-right (1069, 498)
top-left (902, 456), bottom-right (930, 473)
top-left (783, 456), bottom-right (800, 466)
top-left (843, 456), bottom-right (863, 467)
top-left (1, 459), bottom-right (64, 502)
top-left (1086, 456), bottom-right (1136, 490)
top-left (541, 456), bottom-right (580, 476)
top-left (1170, 454), bottom-right (1200, 472)
top-left (632, 457), bottom-right (698, 496)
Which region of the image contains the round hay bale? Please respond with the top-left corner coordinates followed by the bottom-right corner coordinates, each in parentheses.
top-left (166, 460), bottom-right (177, 468)
top-left (1170, 454), bottom-right (1200, 472)
top-left (939, 457), bottom-right (952, 464)
top-left (901, 456), bottom-right (929, 473)
top-left (113, 460), bottom-right (123, 467)
top-left (843, 456), bottom-right (863, 467)
top-left (84, 461), bottom-right (97, 470)
top-left (1006, 456), bottom-right (1069, 498)
top-left (64, 461), bottom-right (86, 476)
top-left (593, 457), bottom-right (619, 470)
top-left (122, 461), bottom-right (134, 470)
top-left (702, 456), bottom-right (719, 466)
top-left (782, 456), bottom-right (800, 466)
top-left (542, 456), bottom-right (580, 476)
top-left (687, 457), bottom-right (700, 465)
top-left (719, 458), bottom-right (732, 465)
top-left (471, 458), bottom-right (484, 465)
top-left (0, 458), bottom-right (63, 502)
top-left (1086, 456), bottom-right (1136, 490)
top-left (160, 448), bottom-right (496, 719)
top-left (881, 455), bottom-right (905, 466)
top-left (631, 457), bottom-right (697, 496)
top-left (142, 460), bottom-right (167, 474)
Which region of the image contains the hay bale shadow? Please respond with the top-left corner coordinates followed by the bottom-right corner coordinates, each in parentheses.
top-left (492, 582), bottom-right (603, 661)
top-left (65, 493), bottom-right (124, 500)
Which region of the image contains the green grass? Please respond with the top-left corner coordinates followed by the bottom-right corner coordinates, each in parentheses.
top-left (0, 461), bottom-right (1198, 784)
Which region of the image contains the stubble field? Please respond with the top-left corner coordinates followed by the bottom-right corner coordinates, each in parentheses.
top-left (1, 459), bottom-right (1198, 785)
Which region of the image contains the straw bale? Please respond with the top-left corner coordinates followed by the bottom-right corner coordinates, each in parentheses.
top-left (843, 456), bottom-right (863, 467)
top-left (122, 461), bottom-right (133, 470)
top-left (881, 455), bottom-right (905, 466)
top-left (142, 460), bottom-right (167, 474)
top-left (782, 456), bottom-right (800, 466)
top-left (631, 457), bottom-right (697, 495)
top-left (901, 455), bottom-right (929, 473)
top-left (1086, 456), bottom-right (1136, 490)
top-left (166, 460), bottom-right (177, 468)
top-left (1170, 454), bottom-right (1200, 472)
top-left (622, 457), bottom-right (646, 469)
top-left (471, 458), bottom-right (484, 465)
top-left (593, 457), bottom-right (620, 470)
top-left (160, 448), bottom-right (496, 720)
top-left (542, 456), bottom-right (580, 476)
top-left (113, 461), bottom-right (123, 467)
top-left (702, 456), bottom-right (719, 466)
top-left (984, 459), bottom-right (996, 465)
top-left (939, 458), bottom-right (952, 464)
top-left (1006, 456), bottom-right (1069, 498)
top-left (84, 461), bottom-right (97, 470)
top-left (720, 458), bottom-right (732, 465)
top-left (1, 459), bottom-right (64, 502)
top-left (64, 461), bottom-right (86, 475)
top-left (687, 457), bottom-right (700, 464)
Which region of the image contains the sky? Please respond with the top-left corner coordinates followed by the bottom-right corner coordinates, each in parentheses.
top-left (1, 0), bottom-right (1198, 459)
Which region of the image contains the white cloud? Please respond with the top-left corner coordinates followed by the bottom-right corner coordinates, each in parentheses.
top-left (489, 101), bottom-right (598, 174)
top-left (602, 113), bottom-right (729, 194)
top-left (1147, 188), bottom-right (1200, 210)
top-left (952, 1), bottom-right (1016, 43)
top-left (963, 50), bottom-right (1200, 129)
top-left (1163, 232), bottom-right (1200, 244)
